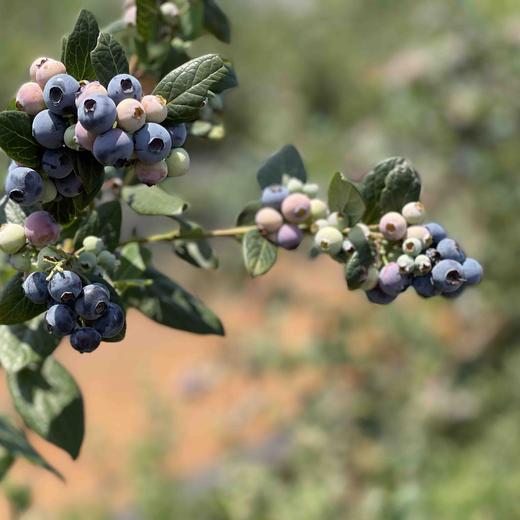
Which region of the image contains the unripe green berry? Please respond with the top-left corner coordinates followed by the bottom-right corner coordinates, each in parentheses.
top-left (310, 218), bottom-right (329, 234)
top-left (358, 223), bottom-right (371, 239)
top-left (406, 225), bottom-right (433, 248)
top-left (0, 224), bottom-right (26, 254)
top-left (314, 226), bottom-right (343, 255)
top-left (402, 237), bottom-right (423, 257)
top-left (310, 199), bottom-right (328, 220)
top-left (414, 254), bottom-right (432, 274)
top-left (287, 178), bottom-right (304, 193)
top-left (64, 124), bottom-right (81, 151)
top-left (41, 179), bottom-right (58, 204)
top-left (9, 252), bottom-right (32, 272)
top-left (327, 212), bottom-right (347, 230)
top-left (397, 254), bottom-right (415, 273)
top-left (97, 250), bottom-right (117, 272)
top-left (342, 239), bottom-right (355, 253)
top-left (303, 183), bottom-right (319, 198)
top-left (78, 251), bottom-right (97, 272)
top-left (402, 201), bottom-right (426, 225)
top-left (167, 148), bottom-right (190, 177)
top-left (83, 236), bottom-right (104, 254)
top-left (360, 266), bottom-right (379, 291)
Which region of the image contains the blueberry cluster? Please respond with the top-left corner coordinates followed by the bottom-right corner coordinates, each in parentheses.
top-left (365, 202), bottom-right (483, 304)
top-left (255, 177), bottom-right (329, 250)
top-left (22, 269), bottom-right (124, 353)
top-left (12, 56), bottom-right (190, 194)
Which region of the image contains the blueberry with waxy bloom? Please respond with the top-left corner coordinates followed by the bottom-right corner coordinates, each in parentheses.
top-left (70, 327), bottom-right (102, 353)
top-left (77, 95), bottom-right (117, 135)
top-left (431, 259), bottom-right (465, 293)
top-left (437, 238), bottom-right (465, 263)
top-left (378, 262), bottom-right (409, 296)
top-left (55, 173), bottom-right (83, 198)
top-left (42, 149), bottom-right (73, 179)
top-left (92, 303), bottom-right (125, 339)
top-left (5, 167), bottom-right (43, 206)
top-left (365, 285), bottom-right (397, 305)
top-left (22, 272), bottom-right (49, 304)
top-left (261, 185), bottom-right (289, 209)
top-left (276, 224), bottom-right (303, 250)
top-left (46, 304), bottom-right (76, 336)
top-left (166, 124), bottom-right (187, 148)
top-left (107, 74), bottom-right (143, 105)
top-left (462, 258), bottom-right (483, 285)
top-left (43, 74), bottom-right (80, 115)
top-left (48, 270), bottom-right (83, 303)
top-left (75, 284), bottom-right (111, 321)
top-left (32, 110), bottom-right (67, 149)
top-left (133, 123), bottom-right (172, 163)
top-left (93, 128), bottom-right (134, 167)
top-left (424, 222), bottom-right (448, 246)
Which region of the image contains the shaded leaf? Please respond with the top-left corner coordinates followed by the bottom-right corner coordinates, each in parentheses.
top-left (236, 200), bottom-right (262, 227)
top-left (8, 357), bottom-right (84, 459)
top-left (242, 230), bottom-right (277, 278)
top-left (257, 145), bottom-right (306, 189)
top-left (203, 0), bottom-right (231, 43)
top-left (344, 226), bottom-right (376, 290)
top-left (178, 0), bottom-right (205, 40)
top-left (0, 111), bottom-right (40, 168)
top-left (327, 171), bottom-right (365, 226)
top-left (136, 0), bottom-right (159, 40)
top-left (0, 274), bottom-right (46, 326)
top-left (90, 33), bottom-right (129, 87)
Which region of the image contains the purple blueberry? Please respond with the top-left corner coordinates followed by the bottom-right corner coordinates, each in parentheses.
top-left (5, 167), bottom-right (43, 206)
top-left (437, 238), bottom-right (465, 263)
top-left (431, 259), bottom-right (465, 293)
top-left (276, 224), bottom-right (303, 250)
top-left (77, 95), bottom-right (117, 135)
top-left (93, 128), bottom-right (134, 167)
top-left (75, 284), bottom-right (110, 321)
top-left (55, 173), bottom-right (83, 198)
top-left (424, 222), bottom-right (448, 246)
top-left (48, 270), bottom-right (83, 303)
top-left (133, 123), bottom-right (172, 164)
top-left (166, 124), bottom-right (187, 148)
top-left (24, 211), bottom-right (60, 247)
top-left (22, 272), bottom-right (49, 304)
top-left (46, 304), bottom-right (76, 336)
top-left (462, 258), bottom-right (483, 285)
top-left (42, 149), bottom-right (73, 179)
top-left (70, 327), bottom-right (102, 353)
top-left (365, 285), bottom-right (397, 305)
top-left (261, 185), bottom-right (289, 209)
top-left (32, 110), bottom-right (67, 149)
top-left (43, 74), bottom-right (80, 115)
top-left (92, 303), bottom-right (125, 339)
top-left (378, 262), bottom-right (410, 296)
top-left (107, 74), bottom-right (143, 105)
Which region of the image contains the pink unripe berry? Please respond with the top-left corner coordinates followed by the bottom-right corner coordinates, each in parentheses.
top-left (141, 95), bottom-right (168, 124)
top-left (276, 224), bottom-right (303, 250)
top-left (24, 211), bottom-right (60, 248)
top-left (34, 59), bottom-right (66, 88)
top-left (76, 81), bottom-right (108, 108)
top-left (30, 57), bottom-right (49, 81)
top-left (75, 122), bottom-right (96, 151)
top-left (255, 207), bottom-right (283, 234)
top-left (406, 225), bottom-right (433, 247)
top-left (116, 98), bottom-right (146, 133)
top-left (281, 193), bottom-right (311, 223)
top-left (16, 82), bottom-right (45, 116)
top-left (379, 211), bottom-right (407, 241)
top-left (124, 5), bottom-right (137, 26)
top-left (134, 161), bottom-right (168, 186)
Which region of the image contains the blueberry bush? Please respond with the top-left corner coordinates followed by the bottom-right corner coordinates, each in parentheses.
top-left (0, 1), bottom-right (483, 484)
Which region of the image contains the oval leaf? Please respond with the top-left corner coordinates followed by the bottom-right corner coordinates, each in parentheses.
top-left (242, 230), bottom-right (277, 278)
top-left (91, 33), bottom-right (129, 87)
top-left (327, 172), bottom-right (366, 226)
top-left (257, 145), bottom-right (307, 189)
top-left (122, 184), bottom-right (188, 217)
top-left (0, 111), bottom-right (40, 168)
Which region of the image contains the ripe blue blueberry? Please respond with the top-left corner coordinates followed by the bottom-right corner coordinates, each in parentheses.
top-left (92, 303), bottom-right (125, 339)
top-left (437, 238), bottom-right (465, 263)
top-left (70, 327), bottom-right (102, 353)
top-left (107, 74), bottom-right (143, 105)
top-left (5, 167), bottom-right (43, 206)
top-left (412, 274), bottom-right (439, 298)
top-left (365, 285), bottom-right (397, 305)
top-left (75, 284), bottom-right (110, 321)
top-left (78, 251), bottom-right (97, 272)
top-left (261, 185), bottom-right (289, 209)
top-left (431, 259), bottom-right (465, 293)
top-left (462, 258), bottom-right (483, 286)
top-left (133, 123), bottom-right (172, 163)
top-left (424, 222), bottom-right (448, 246)
top-left (43, 74), bottom-right (80, 115)
top-left (32, 110), bottom-right (67, 149)
top-left (93, 129), bottom-right (134, 167)
top-left (46, 304), bottom-right (76, 336)
top-left (166, 124), bottom-right (187, 148)
top-left (378, 262), bottom-right (409, 296)
top-left (22, 272), bottom-right (49, 304)
top-left (77, 95), bottom-right (117, 135)
top-left (55, 173), bottom-right (83, 198)
top-left (48, 270), bottom-right (83, 303)
top-left (442, 285), bottom-right (466, 299)
top-left (42, 149), bottom-right (73, 179)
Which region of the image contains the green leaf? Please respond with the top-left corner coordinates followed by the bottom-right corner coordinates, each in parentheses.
top-left (73, 200), bottom-right (122, 251)
top-left (116, 243), bottom-right (148, 281)
top-left (203, 0), bottom-right (231, 43)
top-left (125, 266), bottom-right (224, 336)
top-left (344, 226), bottom-right (375, 290)
top-left (360, 157), bottom-right (421, 224)
top-left (0, 317), bottom-right (60, 373)
top-left (61, 36), bottom-right (68, 63)
top-left (0, 274), bottom-right (46, 326)
top-left (63, 10), bottom-right (100, 81)
top-left (0, 200), bottom-right (34, 226)
top-left (327, 172), bottom-right (365, 226)
top-left (178, 0), bottom-right (205, 40)
top-left (257, 145), bottom-right (307, 189)
top-left (236, 201), bottom-right (262, 227)
top-left (0, 415), bottom-right (62, 479)
top-left (0, 111), bottom-right (40, 168)
top-left (153, 54), bottom-right (238, 124)
top-left (8, 357), bottom-right (84, 459)
top-left (172, 218), bottom-right (218, 269)
top-left (209, 59), bottom-right (238, 94)
top-left (136, 0), bottom-right (159, 40)
top-left (90, 33), bottom-right (129, 87)
top-left (122, 184), bottom-right (188, 217)
top-left (242, 230), bottom-right (277, 278)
